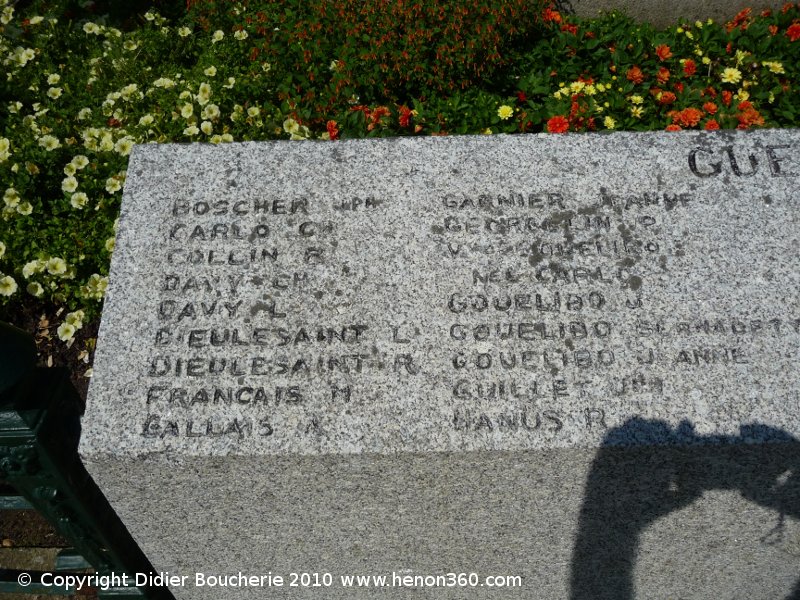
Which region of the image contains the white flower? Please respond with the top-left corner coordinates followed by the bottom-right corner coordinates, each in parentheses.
top-left (153, 77), bottom-right (175, 89)
top-left (16, 202), bottom-right (32, 216)
top-left (106, 177), bottom-right (122, 193)
top-left (211, 30), bottom-right (224, 43)
top-left (29, 16), bottom-right (44, 25)
top-left (71, 155), bottom-right (89, 169)
top-left (0, 242), bottom-right (5, 259)
top-left (123, 40), bottom-right (139, 51)
top-left (47, 87), bottom-right (62, 99)
top-left (77, 108), bottom-right (92, 120)
top-left (1, 7), bottom-right (13, 25)
top-left (201, 104), bottom-right (220, 120)
top-left (57, 322), bottom-right (76, 341)
top-left (200, 121), bottom-right (213, 135)
top-left (210, 135), bottom-right (222, 144)
top-left (0, 137), bottom-right (11, 162)
top-left (223, 77), bottom-right (235, 89)
top-left (247, 106), bottom-right (260, 117)
top-left (234, 30), bottom-right (248, 40)
top-left (27, 282), bottom-right (44, 297)
top-left (38, 135), bottom-right (61, 150)
top-left (139, 114), bottom-right (154, 126)
top-left (46, 257), bottom-right (67, 275)
top-left (47, 73), bottom-right (61, 84)
top-left (0, 275), bottom-right (18, 297)
top-left (83, 22), bottom-right (101, 35)
top-left (3, 188), bottom-right (20, 208)
top-left (62, 176), bottom-right (78, 193)
top-left (221, 133), bottom-right (234, 143)
top-left (64, 163), bottom-right (77, 176)
top-left (196, 82), bottom-right (211, 105)
top-left (204, 66), bottom-right (217, 77)
top-left (178, 27), bottom-right (191, 37)
top-left (115, 137), bottom-right (134, 156)
top-left (65, 310), bottom-right (85, 329)
top-left (71, 192), bottom-right (88, 209)
top-left (183, 125), bottom-right (199, 136)
top-left (180, 103), bottom-right (193, 118)
top-left (283, 117), bottom-right (300, 134)
top-left (144, 11), bottom-right (156, 21)
top-left (22, 260), bottom-right (43, 279)
top-left (105, 237), bottom-right (115, 252)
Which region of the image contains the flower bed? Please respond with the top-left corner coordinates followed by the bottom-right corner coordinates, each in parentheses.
top-left (1, 0), bottom-right (799, 343)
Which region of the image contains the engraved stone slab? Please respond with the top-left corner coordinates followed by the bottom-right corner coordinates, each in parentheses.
top-left (81, 131), bottom-right (800, 599)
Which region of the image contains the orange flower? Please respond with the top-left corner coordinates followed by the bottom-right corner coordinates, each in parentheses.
top-left (722, 90), bottom-right (733, 106)
top-left (655, 44), bottom-right (672, 61)
top-left (704, 119), bottom-right (720, 130)
top-left (769, 24), bottom-right (779, 35)
top-left (546, 115), bottom-right (570, 133)
top-left (787, 22), bottom-right (800, 41)
top-left (658, 91), bottom-right (676, 105)
top-left (626, 66), bottom-right (644, 84)
top-left (737, 107), bottom-right (764, 128)
top-left (673, 107), bottom-right (703, 127)
top-left (683, 59), bottom-right (696, 77)
top-left (326, 120), bottom-right (339, 140)
top-left (703, 101), bottom-right (718, 115)
top-left (542, 7), bottom-right (562, 22)
top-left (561, 23), bottom-right (578, 35)
top-left (656, 67), bottom-right (670, 84)
top-left (666, 124), bottom-right (682, 131)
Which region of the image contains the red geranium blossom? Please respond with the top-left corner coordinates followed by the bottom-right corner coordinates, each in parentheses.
top-left (546, 115), bottom-right (570, 133)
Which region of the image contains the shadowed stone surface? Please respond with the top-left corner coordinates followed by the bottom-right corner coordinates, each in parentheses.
top-left (81, 131), bottom-right (800, 599)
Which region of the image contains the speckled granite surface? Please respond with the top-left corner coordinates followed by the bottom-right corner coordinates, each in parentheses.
top-left (80, 131), bottom-right (800, 599)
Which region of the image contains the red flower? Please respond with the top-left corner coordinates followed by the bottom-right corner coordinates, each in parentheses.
top-left (561, 23), bottom-right (578, 35)
top-left (787, 22), bottom-right (800, 41)
top-left (726, 42), bottom-right (733, 53)
top-left (722, 90), bottom-right (733, 106)
top-left (665, 124), bottom-right (682, 131)
top-left (656, 67), bottom-right (670, 84)
top-left (703, 101), bottom-right (718, 115)
top-left (783, 3), bottom-right (795, 13)
top-left (658, 91), bottom-right (676, 105)
top-left (655, 44), bottom-right (672, 61)
top-left (398, 106), bottom-right (413, 128)
top-left (517, 91), bottom-right (527, 103)
top-left (737, 100), bottom-right (753, 111)
top-left (769, 24), bottom-right (779, 35)
top-left (704, 119), bottom-right (720, 130)
top-left (737, 107), bottom-right (764, 128)
top-left (673, 82), bottom-right (684, 93)
top-left (683, 59), bottom-right (696, 77)
top-left (326, 120), bottom-right (339, 140)
top-left (626, 65), bottom-right (644, 84)
top-left (546, 115), bottom-right (570, 133)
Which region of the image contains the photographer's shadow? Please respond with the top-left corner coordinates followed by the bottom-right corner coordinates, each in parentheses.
top-left (570, 417), bottom-right (800, 600)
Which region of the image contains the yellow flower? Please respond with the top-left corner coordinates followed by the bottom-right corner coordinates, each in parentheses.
top-left (283, 118), bottom-right (300, 134)
top-left (762, 61), bottom-right (784, 74)
top-left (735, 89), bottom-right (749, 102)
top-left (630, 106), bottom-right (644, 118)
top-left (497, 105), bottom-right (513, 120)
top-left (702, 56), bottom-right (711, 65)
top-left (569, 81), bottom-right (585, 94)
top-left (603, 116), bottom-right (616, 130)
top-left (0, 275), bottom-right (18, 297)
top-left (105, 237), bottom-right (116, 252)
top-left (482, 128), bottom-right (493, 135)
top-left (630, 95), bottom-right (643, 104)
top-left (720, 68), bottom-right (742, 84)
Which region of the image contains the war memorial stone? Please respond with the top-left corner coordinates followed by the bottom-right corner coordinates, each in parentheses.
top-left (80, 130), bottom-right (800, 599)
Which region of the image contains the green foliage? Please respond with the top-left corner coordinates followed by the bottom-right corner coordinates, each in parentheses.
top-left (1, 0), bottom-right (799, 337)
